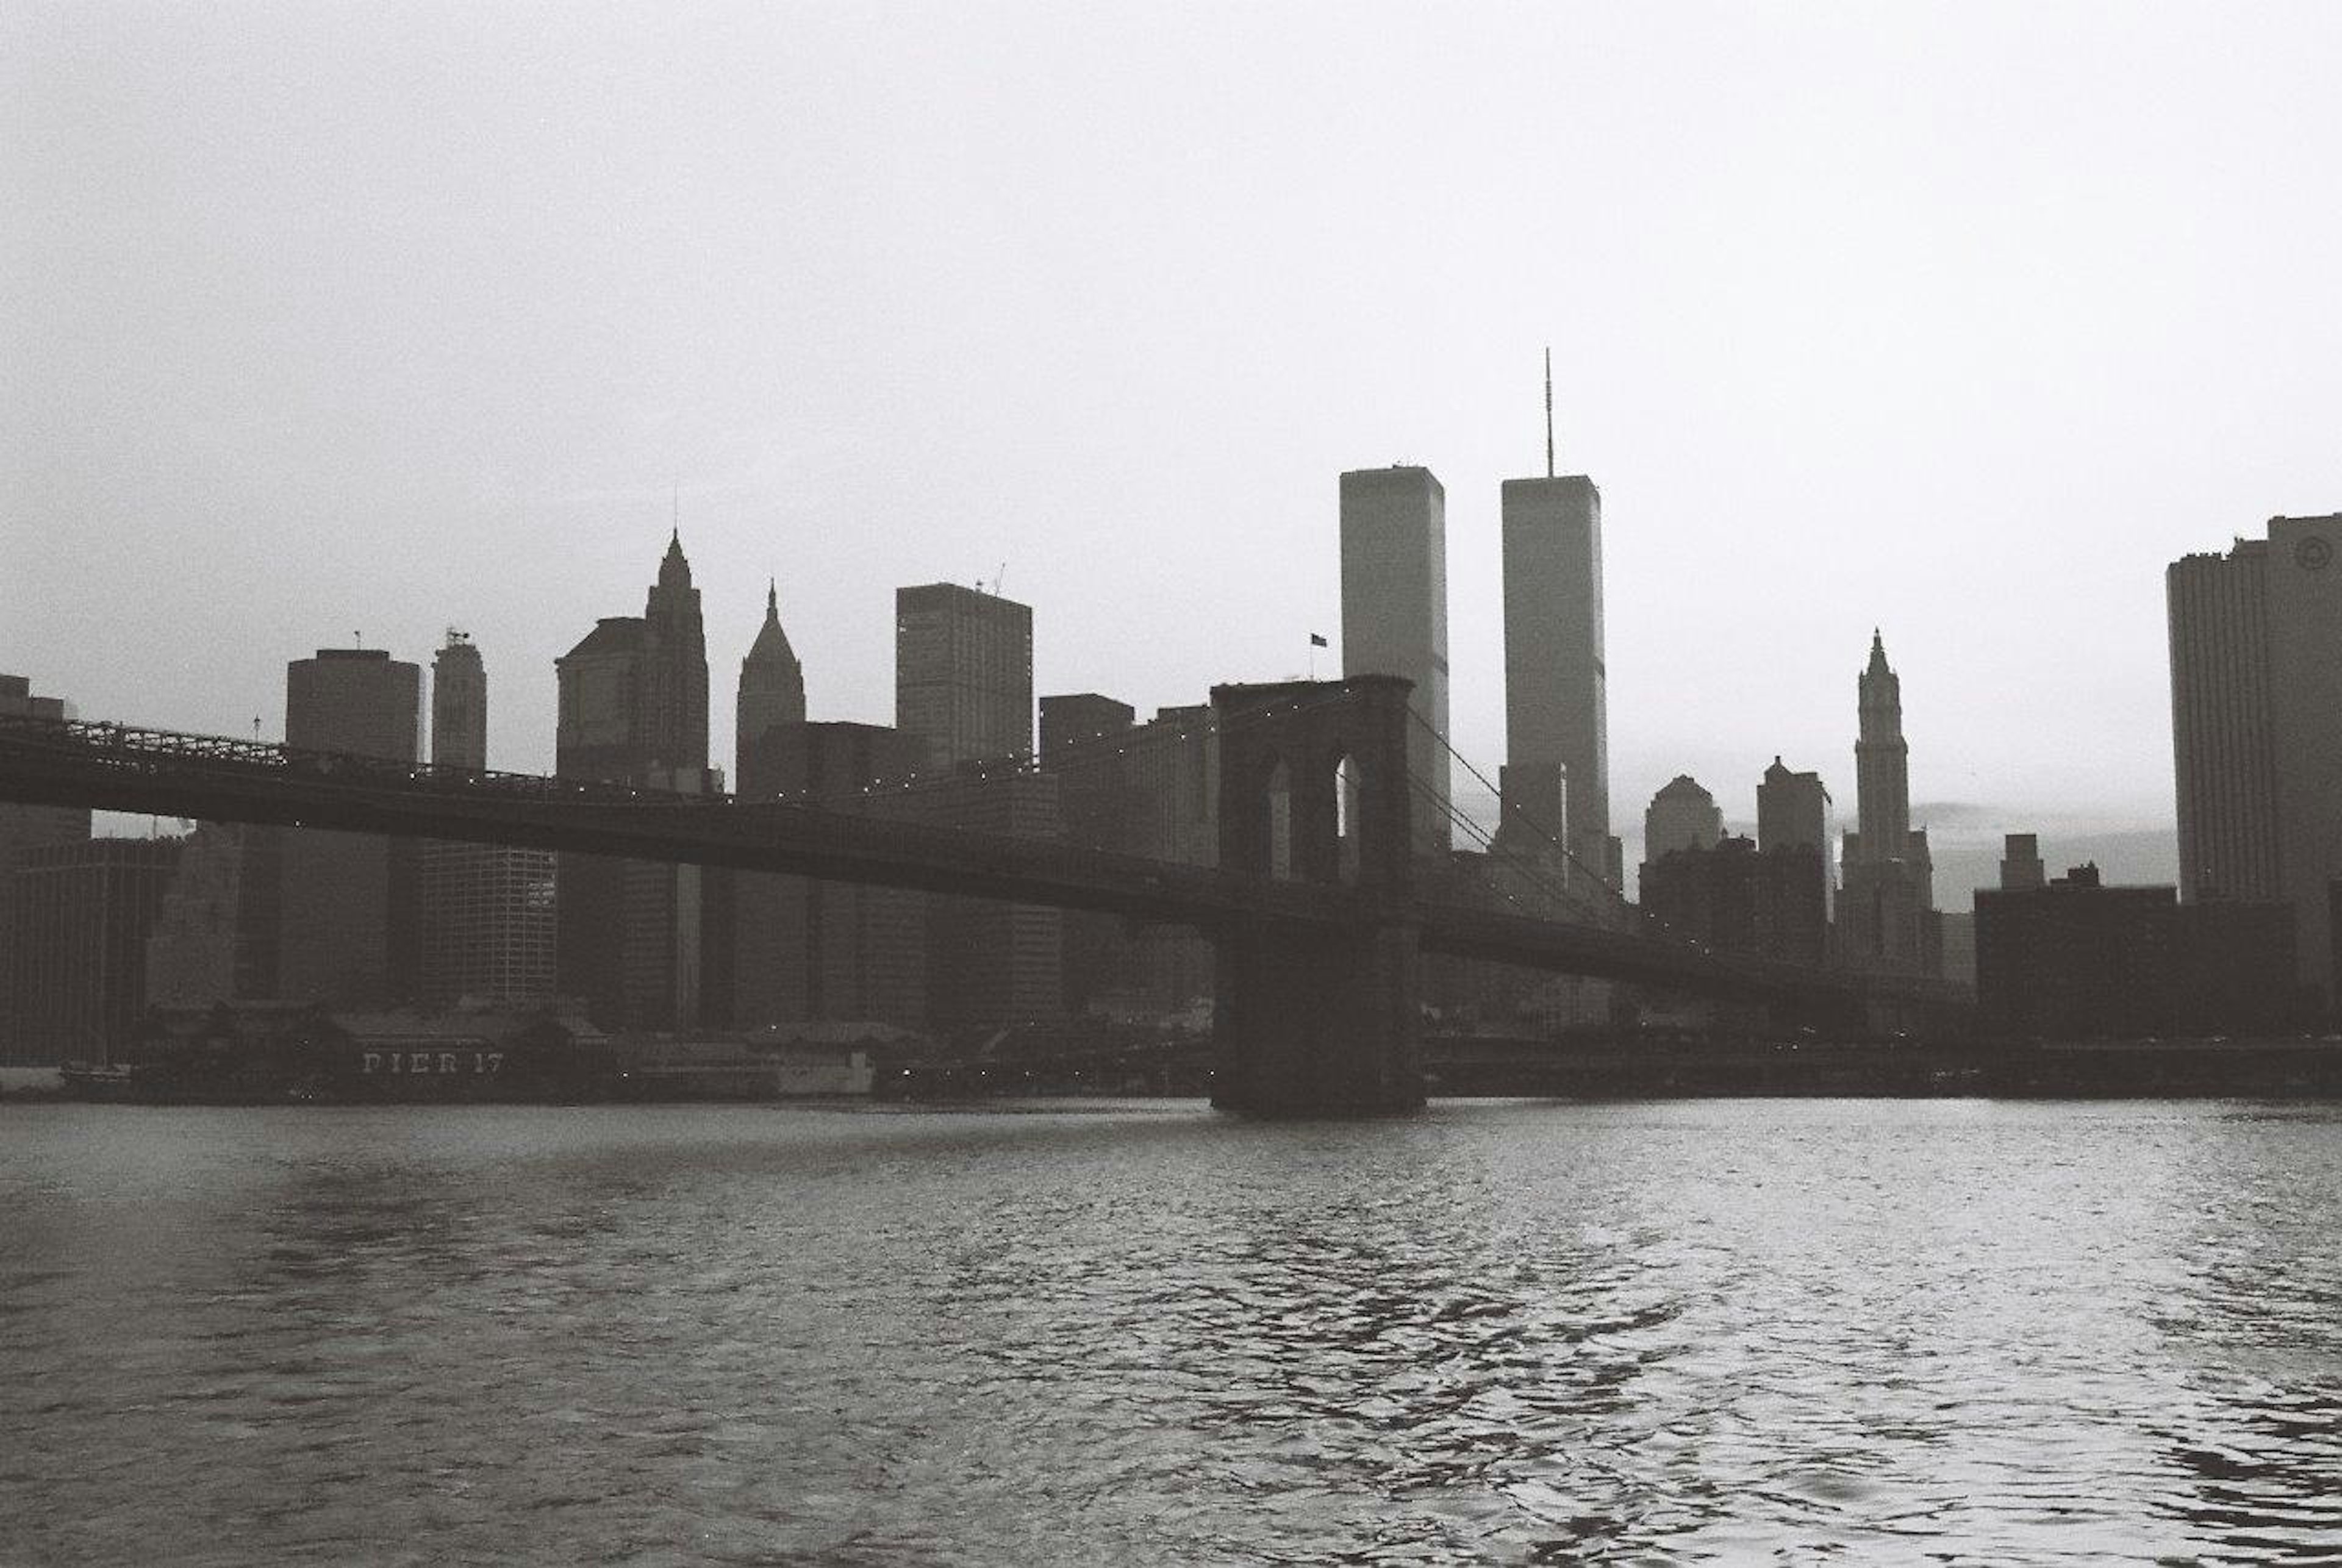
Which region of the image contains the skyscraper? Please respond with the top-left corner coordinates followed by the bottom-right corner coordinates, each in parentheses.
top-left (1497, 358), bottom-right (1616, 887)
top-left (1838, 632), bottom-right (1937, 973)
top-left (278, 648), bottom-right (423, 1004)
top-left (7, 836), bottom-right (182, 1065)
top-left (1339, 465), bottom-right (1450, 857)
top-left (431, 631), bottom-right (487, 770)
top-left (895, 582), bottom-right (1033, 769)
top-left (1758, 756), bottom-right (1834, 919)
top-left (893, 581), bottom-right (1059, 1027)
top-left (736, 580), bottom-right (807, 773)
top-left (554, 532), bottom-right (714, 1028)
top-left (421, 632), bottom-right (553, 1007)
top-left (2168, 513), bottom-right (2342, 1000)
top-left (0, 675), bottom-right (90, 1062)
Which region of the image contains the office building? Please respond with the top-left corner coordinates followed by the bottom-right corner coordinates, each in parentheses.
top-left (895, 582), bottom-right (1033, 770)
top-left (2168, 514), bottom-right (2342, 1001)
top-left (278, 648), bottom-right (421, 1006)
top-left (736, 580), bottom-right (807, 768)
top-left (0, 676), bottom-right (90, 1061)
top-left (143, 823), bottom-right (281, 1007)
top-left (7, 837), bottom-right (182, 1064)
top-left (729, 720), bottom-right (928, 1029)
top-left (1497, 362), bottom-right (1617, 887)
top-left (1976, 865), bottom-right (2299, 1037)
top-left (1040, 695), bottom-right (1217, 1018)
top-left (1839, 632), bottom-right (1938, 974)
top-left (1999, 833), bottom-right (2046, 892)
top-left (554, 532), bottom-right (713, 1029)
top-left (895, 582), bottom-right (1058, 1026)
top-left (1757, 756), bottom-right (1835, 920)
top-left (1643, 776), bottom-right (1722, 868)
top-left (1340, 465), bottom-right (1450, 857)
top-left (419, 631), bottom-right (554, 1006)
top-left (1639, 833), bottom-right (1829, 968)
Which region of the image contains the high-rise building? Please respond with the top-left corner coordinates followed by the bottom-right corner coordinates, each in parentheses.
top-left (2168, 514), bottom-right (2342, 1001)
top-left (1838, 631), bottom-right (1938, 973)
top-left (7, 836), bottom-right (182, 1064)
top-left (554, 533), bottom-right (714, 1029)
top-left (728, 720), bottom-right (928, 1029)
top-left (420, 632), bottom-right (554, 1007)
top-left (431, 631), bottom-right (487, 770)
top-left (895, 582), bottom-right (1057, 1027)
top-left (1639, 833), bottom-right (1828, 968)
top-left (1643, 775), bottom-right (1723, 868)
top-left (278, 648), bottom-right (421, 1005)
top-left (1999, 833), bottom-right (2046, 892)
top-left (736, 580), bottom-right (807, 771)
top-left (0, 675), bottom-right (90, 1061)
top-left (895, 583), bottom-right (1033, 770)
top-left (143, 823), bottom-right (280, 1007)
top-left (1339, 466), bottom-right (1450, 858)
top-left (1497, 362), bottom-right (1616, 888)
top-left (1758, 756), bottom-right (1835, 922)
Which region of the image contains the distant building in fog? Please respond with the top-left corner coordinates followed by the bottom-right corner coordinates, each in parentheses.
top-left (2000, 832), bottom-right (2046, 891)
top-left (0, 675), bottom-right (90, 1062)
top-left (1340, 465), bottom-right (1450, 858)
top-left (144, 823), bottom-right (280, 1008)
top-left (2169, 514), bottom-right (2342, 1003)
top-left (1643, 776), bottom-right (1722, 869)
top-left (279, 648), bottom-right (421, 1006)
top-left (7, 837), bottom-right (181, 1064)
top-left (1838, 632), bottom-right (1938, 975)
top-left (431, 631), bottom-right (487, 770)
top-left (554, 532), bottom-right (713, 1029)
top-left (895, 582), bottom-right (1033, 770)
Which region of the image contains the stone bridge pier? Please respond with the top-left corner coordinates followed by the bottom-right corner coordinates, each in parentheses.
top-left (1210, 677), bottom-right (1425, 1116)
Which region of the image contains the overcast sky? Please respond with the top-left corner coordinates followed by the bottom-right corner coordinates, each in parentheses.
top-left (7, 2), bottom-right (2339, 850)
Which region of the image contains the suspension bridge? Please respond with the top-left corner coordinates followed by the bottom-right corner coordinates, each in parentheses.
top-left (0, 678), bottom-right (1955, 1114)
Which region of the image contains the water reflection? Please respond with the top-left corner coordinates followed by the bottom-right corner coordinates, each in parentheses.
top-left (1, 1100), bottom-right (2338, 1564)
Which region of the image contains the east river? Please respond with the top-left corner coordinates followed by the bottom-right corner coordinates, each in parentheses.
top-left (4, 1100), bottom-right (2339, 1565)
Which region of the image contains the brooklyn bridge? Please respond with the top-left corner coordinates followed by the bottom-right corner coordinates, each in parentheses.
top-left (0, 678), bottom-right (1959, 1115)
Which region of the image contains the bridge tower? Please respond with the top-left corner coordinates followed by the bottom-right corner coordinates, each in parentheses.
top-left (1210, 676), bottom-right (1424, 1115)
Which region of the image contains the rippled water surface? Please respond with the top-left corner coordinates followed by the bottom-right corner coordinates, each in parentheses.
top-left (4, 1099), bottom-right (2340, 1565)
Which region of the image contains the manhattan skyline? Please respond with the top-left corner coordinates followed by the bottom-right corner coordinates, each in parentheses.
top-left (9, 3), bottom-right (2341, 872)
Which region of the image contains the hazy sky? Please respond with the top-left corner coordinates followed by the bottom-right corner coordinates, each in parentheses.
top-left (8, 2), bottom-right (2339, 849)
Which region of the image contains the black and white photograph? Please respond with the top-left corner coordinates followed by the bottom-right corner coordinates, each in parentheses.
top-left (4, 2), bottom-right (2340, 1561)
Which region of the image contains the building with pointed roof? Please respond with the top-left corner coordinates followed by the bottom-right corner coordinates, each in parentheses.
top-left (736, 580), bottom-right (806, 781)
top-left (554, 533), bottom-right (715, 1029)
top-left (1838, 632), bottom-right (1938, 975)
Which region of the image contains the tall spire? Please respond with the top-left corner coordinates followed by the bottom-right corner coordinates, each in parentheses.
top-left (765, 577), bottom-right (778, 621)
top-left (1543, 346), bottom-right (1555, 479)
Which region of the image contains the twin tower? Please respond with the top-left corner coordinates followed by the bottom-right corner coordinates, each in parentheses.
top-left (1338, 385), bottom-right (1619, 897)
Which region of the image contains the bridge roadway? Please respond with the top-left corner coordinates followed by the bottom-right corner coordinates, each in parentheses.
top-left (0, 714), bottom-right (1930, 1006)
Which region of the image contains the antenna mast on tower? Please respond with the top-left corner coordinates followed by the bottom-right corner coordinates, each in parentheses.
top-left (1544, 346), bottom-right (1555, 479)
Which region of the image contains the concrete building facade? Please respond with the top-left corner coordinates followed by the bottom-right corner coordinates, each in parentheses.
top-left (1757, 756), bottom-right (1835, 921)
top-left (1643, 775), bottom-right (1723, 869)
top-left (0, 675), bottom-right (90, 1061)
top-left (2169, 514), bottom-right (2342, 1001)
top-left (895, 583), bottom-right (1033, 771)
top-left (1339, 466), bottom-right (1450, 859)
top-left (553, 533), bottom-right (713, 1029)
top-left (278, 648), bottom-right (421, 1006)
top-left (8, 837), bottom-right (182, 1064)
top-left (1497, 473), bottom-right (1616, 887)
